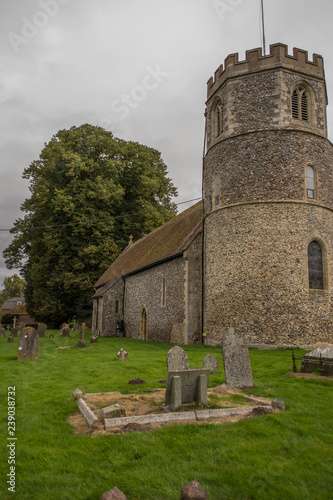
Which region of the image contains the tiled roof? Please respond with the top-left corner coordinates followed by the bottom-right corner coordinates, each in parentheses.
top-left (94, 201), bottom-right (203, 294)
top-left (2, 297), bottom-right (25, 311)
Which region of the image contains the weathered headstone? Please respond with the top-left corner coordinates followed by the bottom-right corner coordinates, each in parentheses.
top-left (19, 322), bottom-right (25, 334)
top-left (117, 348), bottom-right (128, 360)
top-left (221, 328), bottom-right (253, 388)
top-left (101, 487), bottom-right (127, 500)
top-left (60, 326), bottom-right (70, 337)
top-left (165, 368), bottom-right (210, 411)
top-left (18, 328), bottom-right (39, 360)
top-left (0, 326), bottom-right (6, 337)
top-left (10, 327), bottom-right (19, 337)
top-left (7, 335), bottom-right (14, 343)
top-left (180, 480), bottom-right (208, 500)
top-left (203, 354), bottom-right (219, 372)
top-left (37, 323), bottom-right (47, 337)
top-left (49, 333), bottom-right (54, 338)
top-left (166, 346), bottom-right (189, 371)
top-left (76, 325), bottom-right (87, 348)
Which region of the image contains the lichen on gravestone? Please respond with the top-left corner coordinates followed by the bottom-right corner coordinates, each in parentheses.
top-left (221, 327), bottom-right (253, 389)
top-left (166, 346), bottom-right (189, 371)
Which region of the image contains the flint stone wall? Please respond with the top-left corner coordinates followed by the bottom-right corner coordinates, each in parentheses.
top-left (98, 279), bottom-right (124, 337)
top-left (206, 69), bottom-right (327, 148)
top-left (204, 202), bottom-right (333, 345)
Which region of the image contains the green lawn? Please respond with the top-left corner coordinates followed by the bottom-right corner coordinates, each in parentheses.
top-left (1, 333), bottom-right (333, 499)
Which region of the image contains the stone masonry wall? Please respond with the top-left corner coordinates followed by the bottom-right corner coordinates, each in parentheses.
top-left (206, 69), bottom-right (327, 147)
top-left (124, 257), bottom-right (186, 343)
top-left (204, 131), bottom-right (333, 214)
top-left (183, 233), bottom-right (202, 344)
top-left (102, 279), bottom-right (124, 337)
top-left (204, 203), bottom-right (333, 345)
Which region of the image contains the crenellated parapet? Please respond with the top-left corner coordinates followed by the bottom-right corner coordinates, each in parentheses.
top-left (207, 43), bottom-right (325, 100)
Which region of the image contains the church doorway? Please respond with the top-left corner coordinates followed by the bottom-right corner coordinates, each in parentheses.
top-left (140, 308), bottom-right (147, 340)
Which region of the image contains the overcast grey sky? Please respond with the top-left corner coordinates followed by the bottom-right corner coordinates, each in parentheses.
top-left (1, 0), bottom-right (333, 287)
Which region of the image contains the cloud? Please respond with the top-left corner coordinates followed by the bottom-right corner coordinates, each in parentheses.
top-left (0, 0), bottom-right (332, 284)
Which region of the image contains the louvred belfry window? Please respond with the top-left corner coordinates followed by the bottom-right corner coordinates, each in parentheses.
top-left (213, 100), bottom-right (223, 138)
top-left (292, 86), bottom-right (309, 121)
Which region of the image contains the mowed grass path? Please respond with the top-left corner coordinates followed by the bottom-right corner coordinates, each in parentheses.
top-left (1, 333), bottom-right (333, 500)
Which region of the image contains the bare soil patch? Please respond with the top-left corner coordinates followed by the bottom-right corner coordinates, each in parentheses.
top-left (68, 386), bottom-right (273, 435)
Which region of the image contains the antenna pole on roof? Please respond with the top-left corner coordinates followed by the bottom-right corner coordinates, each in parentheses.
top-left (261, 0), bottom-right (266, 56)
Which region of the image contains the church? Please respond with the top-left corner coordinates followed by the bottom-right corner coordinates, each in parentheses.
top-left (92, 43), bottom-right (333, 346)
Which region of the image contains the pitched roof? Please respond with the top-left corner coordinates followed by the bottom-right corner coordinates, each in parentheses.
top-left (2, 297), bottom-right (25, 311)
top-left (94, 201), bottom-right (203, 295)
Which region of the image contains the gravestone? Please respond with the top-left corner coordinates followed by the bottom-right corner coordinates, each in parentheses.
top-left (37, 323), bottom-right (47, 337)
top-left (165, 368), bottom-right (210, 411)
top-left (7, 335), bottom-right (14, 343)
top-left (10, 327), bottom-right (19, 337)
top-left (76, 324), bottom-right (87, 348)
top-left (60, 326), bottom-right (70, 337)
top-left (18, 328), bottom-right (39, 360)
top-left (166, 346), bottom-right (189, 371)
top-left (221, 328), bottom-right (253, 388)
top-left (90, 335), bottom-right (98, 343)
top-left (19, 322), bottom-right (25, 334)
top-left (0, 326), bottom-right (6, 337)
top-left (203, 354), bottom-right (219, 372)
top-left (117, 348), bottom-right (128, 360)
top-left (49, 333), bottom-right (54, 338)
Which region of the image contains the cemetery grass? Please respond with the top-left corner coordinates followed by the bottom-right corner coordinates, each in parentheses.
top-left (0, 334), bottom-right (332, 500)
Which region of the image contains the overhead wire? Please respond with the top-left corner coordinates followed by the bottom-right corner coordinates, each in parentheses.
top-left (0, 197), bottom-right (202, 232)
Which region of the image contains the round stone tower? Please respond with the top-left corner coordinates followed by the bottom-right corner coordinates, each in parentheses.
top-left (203, 43), bottom-right (333, 345)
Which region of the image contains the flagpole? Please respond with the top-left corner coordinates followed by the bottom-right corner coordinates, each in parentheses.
top-left (261, 0), bottom-right (266, 55)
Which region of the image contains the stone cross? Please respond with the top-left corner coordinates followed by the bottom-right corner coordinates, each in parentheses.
top-left (166, 346), bottom-right (189, 372)
top-left (13, 316), bottom-right (17, 328)
top-left (221, 327), bottom-right (253, 388)
top-left (18, 328), bottom-right (39, 360)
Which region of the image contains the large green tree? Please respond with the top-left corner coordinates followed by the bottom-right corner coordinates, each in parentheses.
top-left (0, 274), bottom-right (26, 308)
top-left (4, 124), bottom-right (177, 325)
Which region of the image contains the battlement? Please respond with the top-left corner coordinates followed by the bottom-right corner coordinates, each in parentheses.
top-left (207, 43), bottom-right (324, 100)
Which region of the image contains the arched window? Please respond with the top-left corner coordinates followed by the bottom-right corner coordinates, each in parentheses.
top-left (306, 166), bottom-right (315, 199)
top-left (308, 241), bottom-right (324, 290)
top-left (212, 100), bottom-right (223, 138)
top-left (292, 86), bottom-right (309, 121)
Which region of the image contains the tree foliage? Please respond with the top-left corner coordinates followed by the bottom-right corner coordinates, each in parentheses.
top-left (3, 124), bottom-right (177, 325)
top-left (0, 274), bottom-right (26, 308)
